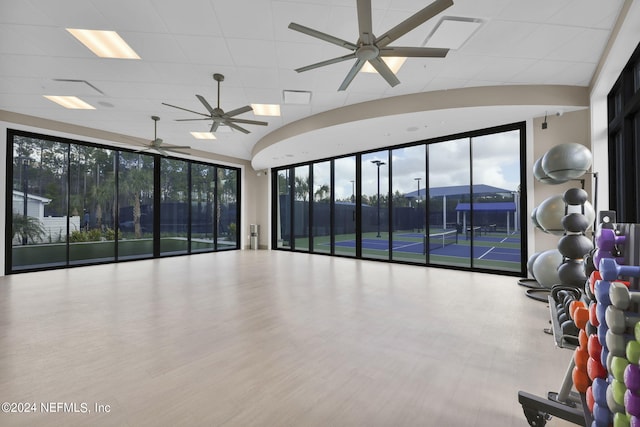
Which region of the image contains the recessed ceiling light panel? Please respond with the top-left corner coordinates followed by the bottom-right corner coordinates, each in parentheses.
top-left (66, 29), bottom-right (141, 59)
top-left (251, 104), bottom-right (281, 116)
top-left (423, 17), bottom-right (483, 50)
top-left (190, 132), bottom-right (216, 140)
top-left (362, 57), bottom-right (407, 74)
top-left (43, 95), bottom-right (95, 109)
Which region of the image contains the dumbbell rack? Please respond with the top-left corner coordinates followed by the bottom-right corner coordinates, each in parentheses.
top-left (519, 221), bottom-right (640, 426)
top-left (518, 291), bottom-right (589, 426)
top-left (578, 222), bottom-right (640, 426)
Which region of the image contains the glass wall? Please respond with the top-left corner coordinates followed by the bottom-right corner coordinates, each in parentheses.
top-left (11, 136), bottom-right (69, 270)
top-left (69, 145), bottom-right (116, 264)
top-left (428, 138), bottom-right (471, 268)
top-left (118, 151), bottom-right (155, 260)
top-left (6, 130), bottom-right (240, 274)
top-left (217, 167), bottom-right (238, 251)
top-left (333, 156), bottom-right (356, 257)
top-left (312, 161), bottom-right (331, 254)
top-left (160, 158), bottom-right (189, 256)
top-left (391, 145), bottom-right (426, 263)
top-left (361, 151), bottom-right (389, 260)
top-left (191, 163), bottom-right (215, 253)
top-left (293, 165), bottom-right (310, 251)
top-left (471, 131), bottom-right (522, 273)
top-left (272, 123), bottom-right (526, 276)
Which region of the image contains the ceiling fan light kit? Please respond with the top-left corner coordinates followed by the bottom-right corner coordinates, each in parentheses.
top-left (289, 0), bottom-right (453, 91)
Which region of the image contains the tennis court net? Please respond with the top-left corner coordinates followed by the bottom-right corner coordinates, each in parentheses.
top-left (423, 230), bottom-right (458, 254)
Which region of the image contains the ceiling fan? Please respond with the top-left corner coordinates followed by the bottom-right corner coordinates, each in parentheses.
top-left (138, 116), bottom-right (191, 156)
top-left (289, 0), bottom-right (453, 91)
top-left (162, 73), bottom-right (268, 134)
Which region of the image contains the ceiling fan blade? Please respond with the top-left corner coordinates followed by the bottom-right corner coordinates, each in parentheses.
top-left (210, 121), bottom-right (219, 133)
top-left (155, 147), bottom-right (170, 156)
top-left (175, 118), bottom-right (212, 121)
top-left (162, 102), bottom-right (209, 117)
top-left (227, 118), bottom-right (268, 126)
top-left (357, 0), bottom-right (373, 43)
top-left (224, 105), bottom-right (253, 117)
top-left (368, 57), bottom-right (400, 87)
top-left (288, 22), bottom-right (357, 50)
top-left (295, 53), bottom-right (356, 73)
top-left (227, 122), bottom-right (251, 134)
top-left (338, 58), bottom-right (366, 91)
top-left (376, 0), bottom-right (453, 47)
top-left (380, 46), bottom-right (449, 58)
top-left (196, 95), bottom-right (216, 115)
top-left (162, 144), bottom-right (192, 149)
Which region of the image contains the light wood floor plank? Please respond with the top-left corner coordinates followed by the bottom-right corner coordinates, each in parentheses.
top-left (0, 251), bottom-right (577, 426)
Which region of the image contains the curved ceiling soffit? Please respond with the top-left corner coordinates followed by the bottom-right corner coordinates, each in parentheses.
top-left (251, 85), bottom-right (589, 168)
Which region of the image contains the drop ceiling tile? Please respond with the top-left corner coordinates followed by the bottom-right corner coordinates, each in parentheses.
top-left (546, 28), bottom-right (610, 63)
top-left (28, 0), bottom-right (109, 29)
top-left (226, 38), bottom-right (278, 68)
top-left (173, 35), bottom-right (233, 65)
top-left (549, 0), bottom-right (625, 29)
top-left (272, 1), bottom-right (332, 41)
top-left (151, 0), bottom-right (221, 36)
top-left (511, 24), bottom-right (583, 60)
top-left (211, 1), bottom-right (274, 39)
top-left (123, 32), bottom-right (187, 63)
top-left (1, 1), bottom-right (54, 25)
top-left (462, 20), bottom-right (538, 57)
top-left (509, 59), bottom-right (575, 85)
top-left (473, 57), bottom-right (537, 82)
top-left (497, 0), bottom-right (566, 23)
top-left (90, 0), bottom-right (168, 33)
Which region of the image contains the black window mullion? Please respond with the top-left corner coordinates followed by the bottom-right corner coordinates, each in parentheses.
top-left (153, 155), bottom-right (161, 257)
top-left (355, 154), bottom-right (362, 258)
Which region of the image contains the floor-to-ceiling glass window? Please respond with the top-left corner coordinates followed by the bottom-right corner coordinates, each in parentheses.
top-left (271, 122), bottom-right (526, 276)
top-left (333, 156), bottom-right (356, 257)
top-left (6, 130), bottom-right (240, 274)
top-left (293, 165), bottom-right (310, 251)
top-left (69, 145), bottom-right (116, 264)
top-left (160, 158), bottom-right (189, 256)
top-left (361, 151), bottom-right (389, 260)
top-left (10, 136), bottom-right (69, 270)
top-left (117, 151), bottom-right (155, 260)
top-left (428, 138), bottom-right (471, 268)
top-left (275, 169), bottom-right (290, 249)
top-left (217, 167), bottom-right (238, 251)
top-left (312, 161), bottom-right (331, 254)
top-left (471, 130), bottom-right (522, 272)
top-left (191, 163), bottom-right (215, 253)
top-left (391, 145), bottom-right (426, 263)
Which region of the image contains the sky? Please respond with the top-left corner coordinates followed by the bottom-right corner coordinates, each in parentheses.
top-left (320, 129), bottom-right (521, 200)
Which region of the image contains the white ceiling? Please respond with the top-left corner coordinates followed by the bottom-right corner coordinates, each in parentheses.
top-left (0, 0), bottom-right (630, 169)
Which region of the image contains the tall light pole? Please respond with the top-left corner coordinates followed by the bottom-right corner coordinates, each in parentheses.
top-left (371, 160), bottom-right (385, 238)
top-left (350, 180), bottom-right (355, 203)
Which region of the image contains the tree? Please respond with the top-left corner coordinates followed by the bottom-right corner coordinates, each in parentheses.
top-left (12, 213), bottom-right (46, 245)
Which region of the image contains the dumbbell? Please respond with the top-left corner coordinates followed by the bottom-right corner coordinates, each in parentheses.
top-left (627, 340), bottom-right (640, 365)
top-left (606, 329), bottom-right (634, 360)
top-left (596, 227), bottom-right (626, 251)
top-left (596, 279), bottom-right (613, 305)
top-left (590, 302), bottom-right (600, 327)
top-left (600, 258), bottom-right (640, 281)
top-left (594, 248), bottom-right (625, 270)
top-left (625, 389), bottom-right (640, 417)
top-left (614, 412), bottom-right (632, 427)
top-left (608, 380), bottom-right (627, 413)
top-left (610, 281), bottom-right (640, 310)
top-left (626, 363), bottom-right (640, 395)
top-left (606, 306), bottom-right (640, 334)
top-left (593, 400), bottom-right (613, 426)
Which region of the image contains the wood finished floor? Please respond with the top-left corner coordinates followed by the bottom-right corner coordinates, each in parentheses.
top-left (0, 250), bottom-right (576, 427)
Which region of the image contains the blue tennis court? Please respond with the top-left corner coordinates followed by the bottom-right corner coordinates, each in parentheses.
top-left (332, 234), bottom-right (520, 263)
